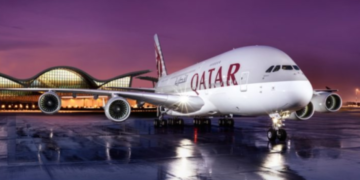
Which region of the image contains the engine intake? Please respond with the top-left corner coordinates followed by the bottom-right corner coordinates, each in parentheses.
top-left (38, 92), bottom-right (61, 114)
top-left (288, 102), bottom-right (314, 121)
top-left (311, 93), bottom-right (342, 112)
top-left (105, 97), bottom-right (131, 122)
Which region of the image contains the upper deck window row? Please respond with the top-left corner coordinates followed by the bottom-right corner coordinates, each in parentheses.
top-left (265, 65), bottom-right (300, 73)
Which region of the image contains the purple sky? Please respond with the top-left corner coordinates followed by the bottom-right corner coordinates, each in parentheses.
top-left (0, 0), bottom-right (359, 101)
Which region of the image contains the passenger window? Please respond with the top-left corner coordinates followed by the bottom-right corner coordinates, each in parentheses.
top-left (273, 65), bottom-right (280, 72)
top-left (293, 65), bottom-right (300, 70)
top-left (265, 66), bottom-right (274, 73)
top-left (282, 65), bottom-right (293, 70)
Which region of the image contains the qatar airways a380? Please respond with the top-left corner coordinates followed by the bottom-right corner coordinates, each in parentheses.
top-left (0, 34), bottom-right (342, 141)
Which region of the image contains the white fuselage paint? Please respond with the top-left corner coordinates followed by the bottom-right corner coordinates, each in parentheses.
top-left (155, 46), bottom-right (314, 117)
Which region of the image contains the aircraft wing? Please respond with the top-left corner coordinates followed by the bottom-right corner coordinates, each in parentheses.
top-left (314, 86), bottom-right (338, 93)
top-left (105, 87), bottom-right (155, 92)
top-left (0, 88), bottom-right (204, 113)
top-left (314, 89), bottom-right (338, 93)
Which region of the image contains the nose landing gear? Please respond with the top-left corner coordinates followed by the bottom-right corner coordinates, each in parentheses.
top-left (268, 113), bottom-right (288, 141)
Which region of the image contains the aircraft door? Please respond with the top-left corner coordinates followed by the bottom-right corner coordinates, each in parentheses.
top-left (240, 71), bottom-right (249, 92)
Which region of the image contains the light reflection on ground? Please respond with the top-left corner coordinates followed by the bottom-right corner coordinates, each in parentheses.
top-left (0, 112), bottom-right (359, 179)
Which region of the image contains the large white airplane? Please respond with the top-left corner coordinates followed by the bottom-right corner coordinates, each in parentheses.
top-left (0, 34), bottom-right (342, 141)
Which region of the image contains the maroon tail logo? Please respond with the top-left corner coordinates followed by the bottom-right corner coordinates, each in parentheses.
top-left (155, 43), bottom-right (163, 77)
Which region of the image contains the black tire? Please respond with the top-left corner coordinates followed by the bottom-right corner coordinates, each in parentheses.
top-left (277, 129), bottom-right (287, 141)
top-left (205, 119), bottom-right (211, 126)
top-left (218, 119), bottom-right (223, 126)
top-left (168, 119), bottom-right (172, 126)
top-left (267, 128), bottom-right (277, 141)
top-left (178, 119), bottom-right (184, 126)
top-left (227, 119), bottom-right (234, 127)
top-left (154, 119), bottom-right (159, 127)
top-left (160, 120), bottom-right (167, 126)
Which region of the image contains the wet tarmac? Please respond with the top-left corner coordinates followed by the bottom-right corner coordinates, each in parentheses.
top-left (0, 111), bottom-right (360, 180)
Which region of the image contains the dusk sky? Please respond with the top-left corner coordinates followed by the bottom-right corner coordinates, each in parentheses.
top-left (0, 0), bottom-right (359, 101)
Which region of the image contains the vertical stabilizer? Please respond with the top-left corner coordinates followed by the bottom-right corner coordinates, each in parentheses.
top-left (154, 34), bottom-right (168, 78)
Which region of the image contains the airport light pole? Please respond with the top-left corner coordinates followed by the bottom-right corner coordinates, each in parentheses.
top-left (356, 88), bottom-right (359, 106)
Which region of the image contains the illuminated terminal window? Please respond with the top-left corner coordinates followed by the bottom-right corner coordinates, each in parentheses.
top-left (100, 76), bottom-right (131, 89)
top-left (94, 81), bottom-right (104, 86)
top-left (0, 77), bottom-right (28, 97)
top-left (30, 68), bottom-right (90, 88)
top-left (0, 77), bottom-right (23, 88)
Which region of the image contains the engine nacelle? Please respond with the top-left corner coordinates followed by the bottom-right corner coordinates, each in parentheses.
top-left (288, 102), bottom-right (315, 121)
top-left (311, 93), bottom-right (342, 113)
top-left (105, 96), bottom-right (131, 122)
top-left (38, 92), bottom-right (61, 114)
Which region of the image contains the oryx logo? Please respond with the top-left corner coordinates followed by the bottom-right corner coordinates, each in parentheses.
top-left (175, 75), bottom-right (188, 85)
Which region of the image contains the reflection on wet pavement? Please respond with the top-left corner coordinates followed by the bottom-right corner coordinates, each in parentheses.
top-left (0, 111), bottom-right (360, 179)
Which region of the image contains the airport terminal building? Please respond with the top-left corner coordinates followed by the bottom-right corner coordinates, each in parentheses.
top-left (0, 66), bottom-right (156, 112)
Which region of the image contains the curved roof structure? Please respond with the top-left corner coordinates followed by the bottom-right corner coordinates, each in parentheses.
top-left (0, 66), bottom-right (150, 89)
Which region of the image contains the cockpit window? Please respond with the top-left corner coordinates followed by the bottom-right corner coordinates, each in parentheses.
top-left (273, 65), bottom-right (280, 72)
top-left (282, 65), bottom-right (293, 70)
top-left (265, 66), bottom-right (274, 73)
top-left (293, 65), bottom-right (300, 70)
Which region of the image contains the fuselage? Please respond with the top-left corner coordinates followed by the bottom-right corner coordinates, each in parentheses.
top-left (155, 46), bottom-right (314, 117)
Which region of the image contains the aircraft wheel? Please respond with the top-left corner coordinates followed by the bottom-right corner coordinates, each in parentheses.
top-left (267, 128), bottom-right (277, 141)
top-left (179, 119), bottom-right (184, 126)
top-left (205, 119), bottom-right (211, 126)
top-left (176, 119), bottom-right (182, 126)
top-left (196, 119), bottom-right (202, 126)
top-left (277, 129), bottom-right (287, 141)
top-left (218, 119), bottom-right (224, 126)
top-left (160, 120), bottom-right (167, 126)
top-left (193, 118), bottom-right (199, 126)
top-left (167, 119), bottom-right (172, 126)
top-left (154, 119), bottom-right (160, 127)
top-left (227, 119), bottom-right (234, 127)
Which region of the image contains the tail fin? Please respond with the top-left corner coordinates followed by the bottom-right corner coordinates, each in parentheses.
top-left (154, 34), bottom-right (167, 78)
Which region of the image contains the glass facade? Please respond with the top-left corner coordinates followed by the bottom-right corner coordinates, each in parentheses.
top-left (30, 68), bottom-right (91, 88)
top-left (99, 77), bottom-right (131, 89)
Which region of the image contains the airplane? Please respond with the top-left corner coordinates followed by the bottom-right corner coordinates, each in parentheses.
top-left (0, 34), bottom-right (342, 141)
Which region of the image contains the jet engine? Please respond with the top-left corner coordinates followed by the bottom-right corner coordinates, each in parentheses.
top-left (105, 96), bottom-right (131, 122)
top-left (311, 93), bottom-right (342, 112)
top-left (38, 92), bottom-right (61, 114)
top-left (288, 102), bottom-right (315, 121)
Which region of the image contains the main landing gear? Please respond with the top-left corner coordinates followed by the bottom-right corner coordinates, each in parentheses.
top-left (193, 117), bottom-right (211, 126)
top-left (218, 118), bottom-right (234, 127)
top-left (153, 117), bottom-right (184, 127)
top-left (267, 113), bottom-right (287, 141)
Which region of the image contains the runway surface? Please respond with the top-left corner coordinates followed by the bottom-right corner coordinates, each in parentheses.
top-left (0, 111), bottom-right (360, 180)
